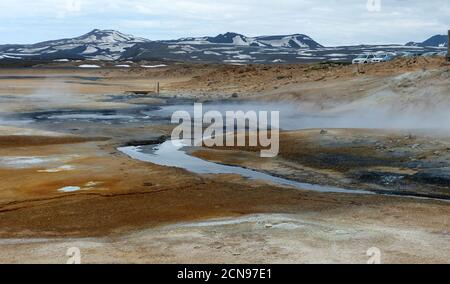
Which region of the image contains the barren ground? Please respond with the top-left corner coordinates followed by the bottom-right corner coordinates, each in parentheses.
top-left (0, 58), bottom-right (449, 263)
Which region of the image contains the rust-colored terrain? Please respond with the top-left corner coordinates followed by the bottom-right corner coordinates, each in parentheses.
top-left (0, 58), bottom-right (449, 263)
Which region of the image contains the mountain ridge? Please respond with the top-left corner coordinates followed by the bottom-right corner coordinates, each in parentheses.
top-left (406, 34), bottom-right (448, 47)
top-left (0, 29), bottom-right (446, 64)
top-left (170, 32), bottom-right (323, 49)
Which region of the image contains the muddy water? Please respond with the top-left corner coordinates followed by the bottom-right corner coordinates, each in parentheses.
top-left (118, 140), bottom-right (373, 195)
top-left (118, 140), bottom-right (450, 202)
top-left (11, 101), bottom-right (436, 130)
top-left (8, 100), bottom-right (448, 199)
top-left (117, 102), bottom-right (450, 200)
top-left (26, 107), bottom-right (163, 124)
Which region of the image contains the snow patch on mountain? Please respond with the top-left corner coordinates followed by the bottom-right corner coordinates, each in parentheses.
top-left (406, 34), bottom-right (448, 47)
top-left (78, 64), bottom-right (100, 68)
top-left (0, 29), bottom-right (150, 61)
top-left (0, 29), bottom-right (447, 64)
top-left (171, 32), bottom-right (323, 49)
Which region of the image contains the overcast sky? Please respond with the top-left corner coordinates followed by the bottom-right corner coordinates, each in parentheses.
top-left (0, 0), bottom-right (448, 46)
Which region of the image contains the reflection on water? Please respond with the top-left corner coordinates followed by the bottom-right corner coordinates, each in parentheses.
top-left (45, 113), bottom-right (135, 120)
top-left (118, 140), bottom-right (373, 195)
top-left (58, 186), bottom-right (81, 193)
top-left (13, 107), bottom-right (163, 125)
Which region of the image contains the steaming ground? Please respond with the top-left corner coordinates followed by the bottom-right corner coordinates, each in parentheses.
top-left (0, 57), bottom-right (449, 263)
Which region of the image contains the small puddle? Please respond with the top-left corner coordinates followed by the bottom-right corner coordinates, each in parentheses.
top-left (11, 106), bottom-right (165, 125)
top-left (58, 186), bottom-right (81, 193)
top-left (118, 140), bottom-right (372, 195)
top-left (0, 156), bottom-right (61, 169)
top-left (57, 181), bottom-right (103, 193)
top-left (45, 113), bottom-right (135, 120)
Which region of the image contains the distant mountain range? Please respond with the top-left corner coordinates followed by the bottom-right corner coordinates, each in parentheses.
top-left (170, 32), bottom-right (323, 49)
top-left (406, 34), bottom-right (448, 48)
top-left (0, 29), bottom-right (447, 64)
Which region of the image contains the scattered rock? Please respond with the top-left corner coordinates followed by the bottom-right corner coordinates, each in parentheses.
top-left (375, 143), bottom-right (386, 149)
top-left (412, 168), bottom-right (450, 186)
top-left (315, 76), bottom-right (326, 81)
top-left (411, 144), bottom-right (421, 149)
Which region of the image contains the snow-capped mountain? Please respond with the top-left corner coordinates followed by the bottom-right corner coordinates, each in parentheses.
top-left (207, 32), bottom-right (256, 45)
top-left (170, 32), bottom-right (323, 49)
top-left (168, 33), bottom-right (260, 46)
top-left (406, 34), bottom-right (448, 47)
top-left (0, 29), bottom-right (446, 64)
top-left (39, 29), bottom-right (148, 45)
top-left (422, 35), bottom-right (448, 47)
top-left (254, 34), bottom-right (323, 48)
top-left (0, 29), bottom-right (150, 60)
